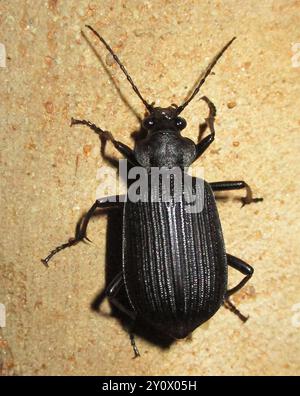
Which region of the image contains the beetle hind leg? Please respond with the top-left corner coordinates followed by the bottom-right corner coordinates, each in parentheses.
top-left (105, 272), bottom-right (140, 358)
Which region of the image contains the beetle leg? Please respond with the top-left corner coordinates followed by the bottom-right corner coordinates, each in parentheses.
top-left (224, 254), bottom-right (254, 322)
top-left (129, 332), bottom-right (140, 359)
top-left (223, 298), bottom-right (249, 323)
top-left (105, 273), bottom-right (140, 358)
top-left (210, 180), bottom-right (263, 207)
top-left (226, 254), bottom-right (254, 296)
top-left (193, 96), bottom-right (216, 161)
top-left (41, 197), bottom-right (123, 267)
top-left (71, 117), bottom-right (140, 166)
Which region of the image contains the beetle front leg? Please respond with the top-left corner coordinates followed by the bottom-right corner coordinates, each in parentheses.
top-left (210, 181), bottom-right (263, 207)
top-left (224, 254), bottom-right (254, 322)
top-left (41, 197), bottom-right (123, 267)
top-left (193, 96), bottom-right (217, 161)
top-left (71, 117), bottom-right (140, 166)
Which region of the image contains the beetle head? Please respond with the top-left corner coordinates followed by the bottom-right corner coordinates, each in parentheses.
top-left (135, 105), bottom-right (196, 169)
top-left (142, 106), bottom-right (187, 133)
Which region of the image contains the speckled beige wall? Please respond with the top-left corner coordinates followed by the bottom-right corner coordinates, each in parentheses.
top-left (1, 0), bottom-right (299, 376)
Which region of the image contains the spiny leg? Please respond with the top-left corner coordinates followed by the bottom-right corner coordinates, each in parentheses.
top-left (105, 272), bottom-right (140, 358)
top-left (71, 118), bottom-right (140, 166)
top-left (210, 180), bottom-right (263, 207)
top-left (224, 253), bottom-right (254, 322)
top-left (41, 197), bottom-right (123, 267)
top-left (193, 96), bottom-right (217, 162)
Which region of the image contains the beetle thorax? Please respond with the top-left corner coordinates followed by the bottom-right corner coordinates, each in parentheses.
top-left (135, 130), bottom-right (196, 169)
top-left (134, 106), bottom-right (196, 169)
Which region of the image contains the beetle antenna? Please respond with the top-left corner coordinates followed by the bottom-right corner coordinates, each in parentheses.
top-left (86, 25), bottom-right (153, 112)
top-left (176, 37), bottom-right (236, 115)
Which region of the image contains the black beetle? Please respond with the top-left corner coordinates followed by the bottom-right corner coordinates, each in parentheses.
top-left (42, 25), bottom-right (263, 357)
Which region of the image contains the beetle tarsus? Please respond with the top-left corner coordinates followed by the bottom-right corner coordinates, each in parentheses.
top-left (70, 117), bottom-right (114, 142)
top-left (224, 298), bottom-right (249, 323)
top-left (241, 185), bottom-right (264, 207)
top-left (41, 258), bottom-right (49, 268)
top-left (130, 332), bottom-right (140, 358)
top-left (241, 196), bottom-right (264, 208)
top-left (41, 237), bottom-right (83, 266)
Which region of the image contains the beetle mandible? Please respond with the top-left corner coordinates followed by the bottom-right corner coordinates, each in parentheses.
top-left (42, 25), bottom-right (263, 357)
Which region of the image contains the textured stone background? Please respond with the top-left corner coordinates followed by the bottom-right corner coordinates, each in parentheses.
top-left (1, 0), bottom-right (299, 376)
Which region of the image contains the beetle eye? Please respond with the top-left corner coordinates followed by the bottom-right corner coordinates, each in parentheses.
top-left (175, 117), bottom-right (187, 130)
top-left (143, 117), bottom-right (155, 130)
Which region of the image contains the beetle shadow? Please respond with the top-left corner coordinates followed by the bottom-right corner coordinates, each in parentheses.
top-left (89, 208), bottom-right (174, 350)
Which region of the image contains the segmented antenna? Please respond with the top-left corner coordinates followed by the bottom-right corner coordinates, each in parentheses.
top-left (176, 37), bottom-right (236, 115)
top-left (86, 25), bottom-right (153, 112)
